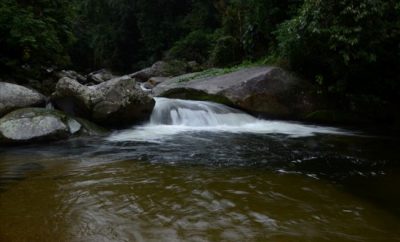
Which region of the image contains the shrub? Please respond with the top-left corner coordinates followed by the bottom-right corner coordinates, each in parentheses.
top-left (0, 0), bottom-right (75, 77)
top-left (166, 30), bottom-right (214, 64)
top-left (209, 35), bottom-right (242, 67)
top-left (276, 0), bottom-right (400, 98)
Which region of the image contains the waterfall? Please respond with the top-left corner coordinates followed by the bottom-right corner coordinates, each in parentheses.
top-left (150, 98), bottom-right (257, 126)
top-left (107, 98), bottom-right (351, 142)
top-left (46, 102), bottom-right (55, 110)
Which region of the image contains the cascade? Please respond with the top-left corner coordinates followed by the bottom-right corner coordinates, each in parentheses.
top-left (150, 97), bottom-right (256, 126)
top-left (107, 98), bottom-right (350, 142)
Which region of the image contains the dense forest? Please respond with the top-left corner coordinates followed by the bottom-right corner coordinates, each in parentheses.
top-left (0, 0), bottom-right (399, 122)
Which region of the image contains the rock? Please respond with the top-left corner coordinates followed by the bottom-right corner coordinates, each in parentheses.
top-left (51, 77), bottom-right (92, 116)
top-left (0, 108), bottom-right (70, 144)
top-left (187, 61), bottom-right (201, 72)
top-left (0, 108), bottom-right (107, 144)
top-left (51, 75), bottom-right (155, 126)
top-left (56, 70), bottom-right (87, 84)
top-left (153, 66), bottom-right (316, 120)
top-left (129, 60), bottom-right (189, 82)
top-left (148, 77), bottom-right (170, 87)
top-left (87, 69), bottom-right (115, 84)
top-left (139, 82), bottom-right (154, 92)
top-left (0, 82), bottom-right (46, 117)
top-left (73, 117), bottom-right (109, 136)
top-left (26, 76), bottom-right (62, 96)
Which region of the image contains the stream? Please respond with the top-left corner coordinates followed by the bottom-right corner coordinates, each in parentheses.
top-left (0, 98), bottom-right (399, 242)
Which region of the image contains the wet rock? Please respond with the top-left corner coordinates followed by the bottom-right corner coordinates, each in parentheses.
top-left (0, 108), bottom-right (70, 144)
top-left (0, 108), bottom-right (106, 144)
top-left (153, 66), bottom-right (316, 120)
top-left (73, 117), bottom-right (108, 136)
top-left (0, 82), bottom-right (46, 117)
top-left (52, 75), bottom-right (155, 127)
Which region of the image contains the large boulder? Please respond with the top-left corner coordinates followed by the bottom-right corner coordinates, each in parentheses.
top-left (51, 75), bottom-right (155, 126)
top-left (0, 108), bottom-right (104, 144)
top-left (0, 82), bottom-right (46, 117)
top-left (153, 66), bottom-right (317, 119)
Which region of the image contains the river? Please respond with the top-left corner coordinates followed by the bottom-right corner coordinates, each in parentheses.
top-left (0, 98), bottom-right (399, 241)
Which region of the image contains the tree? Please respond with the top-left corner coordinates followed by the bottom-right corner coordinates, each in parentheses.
top-left (0, 0), bottom-right (75, 76)
top-left (276, 0), bottom-right (400, 99)
top-left (70, 0), bottom-right (140, 72)
top-left (134, 0), bottom-right (192, 64)
top-left (215, 0), bottom-right (302, 59)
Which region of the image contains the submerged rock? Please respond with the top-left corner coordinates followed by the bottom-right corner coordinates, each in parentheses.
top-left (0, 82), bottom-right (46, 118)
top-left (0, 108), bottom-right (106, 144)
top-left (153, 66), bottom-right (316, 120)
top-left (51, 75), bottom-right (155, 126)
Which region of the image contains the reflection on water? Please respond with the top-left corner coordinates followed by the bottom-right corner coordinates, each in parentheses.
top-left (0, 130), bottom-right (399, 241)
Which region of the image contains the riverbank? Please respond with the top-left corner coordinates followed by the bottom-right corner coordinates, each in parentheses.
top-left (1, 61), bottom-right (399, 145)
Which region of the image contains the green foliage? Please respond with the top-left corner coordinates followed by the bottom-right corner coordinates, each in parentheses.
top-left (70, 0), bottom-right (139, 71)
top-left (2, 0), bottom-right (398, 113)
top-left (134, 0), bottom-right (192, 64)
top-left (0, 0), bottom-right (75, 76)
top-left (217, 0), bottom-right (302, 59)
top-left (71, 0), bottom-right (198, 71)
top-left (167, 31), bottom-right (215, 63)
top-left (210, 35), bottom-right (241, 67)
top-left (276, 0), bottom-right (400, 98)
top-left (0, 0), bottom-right (301, 75)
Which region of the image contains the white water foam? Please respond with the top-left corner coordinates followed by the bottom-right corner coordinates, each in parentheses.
top-left (107, 98), bottom-right (351, 142)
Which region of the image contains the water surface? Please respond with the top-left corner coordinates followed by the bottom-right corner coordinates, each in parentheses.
top-left (0, 98), bottom-right (399, 241)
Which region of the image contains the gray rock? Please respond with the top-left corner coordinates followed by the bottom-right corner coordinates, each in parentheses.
top-left (0, 108), bottom-right (70, 144)
top-left (73, 117), bottom-right (108, 136)
top-left (187, 61), bottom-right (201, 72)
top-left (52, 76), bottom-right (155, 126)
top-left (0, 108), bottom-right (107, 144)
top-left (148, 77), bottom-right (170, 87)
top-left (153, 66), bottom-right (316, 119)
top-left (0, 82), bottom-right (46, 117)
top-left (138, 82), bottom-right (153, 92)
top-left (56, 70), bottom-right (87, 84)
top-left (129, 60), bottom-right (189, 82)
top-left (87, 69), bottom-right (115, 84)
